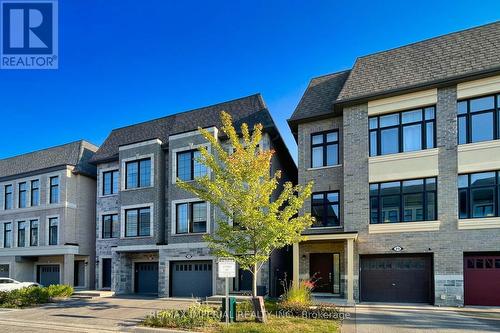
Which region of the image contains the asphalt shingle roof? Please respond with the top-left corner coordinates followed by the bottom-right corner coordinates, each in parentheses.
top-left (288, 70), bottom-right (350, 122)
top-left (0, 140), bottom-right (98, 180)
top-left (338, 21), bottom-right (500, 101)
top-left (289, 21), bottom-right (500, 126)
top-left (90, 94), bottom-right (279, 164)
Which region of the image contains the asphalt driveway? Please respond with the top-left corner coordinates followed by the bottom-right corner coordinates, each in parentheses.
top-left (0, 296), bottom-right (195, 332)
top-left (342, 304), bottom-right (500, 333)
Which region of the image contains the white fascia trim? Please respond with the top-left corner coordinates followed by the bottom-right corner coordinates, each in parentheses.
top-left (120, 203), bottom-right (154, 239)
top-left (120, 153), bottom-right (155, 190)
top-left (169, 127), bottom-right (218, 141)
top-left (171, 198), bottom-right (211, 235)
top-left (158, 242), bottom-right (209, 249)
top-left (0, 245), bottom-right (79, 256)
top-left (171, 143), bottom-right (212, 184)
top-left (369, 148), bottom-right (439, 163)
top-left (307, 164), bottom-right (342, 171)
top-left (118, 139), bottom-right (163, 151)
top-left (368, 220), bottom-right (441, 234)
top-left (458, 217), bottom-right (500, 230)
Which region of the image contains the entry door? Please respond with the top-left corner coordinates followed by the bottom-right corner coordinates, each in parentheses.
top-left (310, 253), bottom-right (333, 293)
top-left (238, 268), bottom-right (253, 291)
top-left (37, 265), bottom-right (60, 286)
top-left (102, 258), bottom-right (112, 289)
top-left (134, 262), bottom-right (158, 294)
top-left (464, 254), bottom-right (500, 306)
top-left (74, 260), bottom-right (85, 287)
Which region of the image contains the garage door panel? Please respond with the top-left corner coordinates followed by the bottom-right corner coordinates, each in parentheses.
top-left (465, 255), bottom-right (500, 306)
top-left (360, 255), bottom-right (432, 304)
top-left (37, 265), bottom-right (60, 286)
top-left (171, 261), bottom-right (212, 298)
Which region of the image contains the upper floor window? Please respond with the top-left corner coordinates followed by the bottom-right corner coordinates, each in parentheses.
top-left (18, 182), bottom-right (27, 208)
top-left (125, 158), bottom-right (151, 189)
top-left (369, 107), bottom-right (436, 157)
top-left (30, 180), bottom-right (39, 206)
top-left (3, 222), bottom-right (12, 248)
top-left (370, 177), bottom-right (437, 224)
top-left (48, 217), bottom-right (58, 245)
top-left (102, 214), bottom-right (119, 238)
top-left (176, 201), bottom-right (207, 234)
top-left (49, 176), bottom-right (59, 204)
top-left (177, 150), bottom-right (207, 181)
top-left (458, 94), bottom-right (500, 144)
top-left (125, 207), bottom-right (150, 237)
top-left (30, 220), bottom-right (38, 246)
top-left (17, 221), bottom-right (26, 247)
top-left (311, 191), bottom-right (340, 227)
top-left (311, 130), bottom-right (339, 168)
top-left (459, 171), bottom-right (500, 219)
top-left (103, 170), bottom-right (119, 195)
top-left (4, 184), bottom-right (12, 210)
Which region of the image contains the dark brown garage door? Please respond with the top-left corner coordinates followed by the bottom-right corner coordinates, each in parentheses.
top-left (464, 254), bottom-right (500, 306)
top-left (360, 255), bottom-right (433, 303)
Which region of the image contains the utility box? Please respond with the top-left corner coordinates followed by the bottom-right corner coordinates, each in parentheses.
top-left (221, 297), bottom-right (237, 322)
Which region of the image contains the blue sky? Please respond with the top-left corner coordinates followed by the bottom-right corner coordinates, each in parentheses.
top-left (0, 0), bottom-right (498, 160)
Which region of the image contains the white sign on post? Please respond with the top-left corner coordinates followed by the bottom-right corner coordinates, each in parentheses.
top-left (218, 258), bottom-right (236, 278)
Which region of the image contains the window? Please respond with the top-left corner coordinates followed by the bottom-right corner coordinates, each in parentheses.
top-left (369, 107), bottom-right (436, 156)
top-left (4, 184), bottom-right (12, 210)
top-left (175, 201), bottom-right (207, 234)
top-left (311, 130), bottom-right (339, 168)
top-left (3, 222), bottom-right (12, 248)
top-left (125, 158), bottom-right (151, 189)
top-left (102, 214), bottom-right (119, 238)
top-left (125, 207), bottom-right (150, 237)
top-left (18, 182), bottom-right (27, 208)
top-left (30, 220), bottom-right (38, 246)
top-left (48, 217), bottom-right (58, 245)
top-left (370, 177), bottom-right (437, 223)
top-left (30, 180), bottom-right (39, 206)
top-left (102, 170), bottom-right (119, 195)
top-left (49, 176), bottom-right (59, 204)
top-left (458, 171), bottom-right (500, 219)
top-left (311, 192), bottom-right (340, 227)
top-left (458, 94), bottom-right (500, 144)
top-left (17, 221), bottom-right (26, 247)
top-left (176, 149), bottom-right (208, 181)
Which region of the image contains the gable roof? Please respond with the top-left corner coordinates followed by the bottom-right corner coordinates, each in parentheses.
top-left (0, 140), bottom-right (98, 180)
top-left (90, 94), bottom-right (293, 171)
top-left (288, 70), bottom-right (350, 123)
top-left (289, 21), bottom-right (500, 131)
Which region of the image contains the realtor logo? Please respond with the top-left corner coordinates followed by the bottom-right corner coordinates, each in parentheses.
top-left (1, 0), bottom-right (58, 69)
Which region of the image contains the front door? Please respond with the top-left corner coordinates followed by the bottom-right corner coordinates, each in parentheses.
top-left (310, 253), bottom-right (333, 293)
top-left (74, 260), bottom-right (85, 287)
top-left (102, 258), bottom-right (112, 289)
top-left (238, 268), bottom-right (253, 291)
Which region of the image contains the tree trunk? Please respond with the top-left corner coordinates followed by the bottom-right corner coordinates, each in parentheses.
top-left (251, 263), bottom-right (267, 323)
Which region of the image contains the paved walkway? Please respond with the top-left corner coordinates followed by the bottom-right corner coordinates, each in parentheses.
top-left (0, 296), bottom-right (195, 332)
top-left (342, 304), bottom-right (500, 333)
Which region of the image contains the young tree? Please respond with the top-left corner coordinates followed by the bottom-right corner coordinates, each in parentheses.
top-left (176, 111), bottom-right (314, 322)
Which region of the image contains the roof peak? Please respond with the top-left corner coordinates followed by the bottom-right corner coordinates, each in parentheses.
top-left (0, 139), bottom-right (96, 162)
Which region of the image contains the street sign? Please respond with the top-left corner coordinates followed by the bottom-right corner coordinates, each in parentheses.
top-left (218, 259), bottom-right (236, 278)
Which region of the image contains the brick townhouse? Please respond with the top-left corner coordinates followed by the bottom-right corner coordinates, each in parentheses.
top-left (288, 21), bottom-right (500, 306)
top-left (90, 94), bottom-right (296, 297)
top-left (0, 141), bottom-right (98, 289)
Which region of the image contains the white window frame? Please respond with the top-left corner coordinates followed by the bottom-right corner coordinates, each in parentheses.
top-left (99, 167), bottom-right (120, 198)
top-left (121, 154), bottom-right (155, 191)
top-left (1, 220), bottom-right (13, 248)
top-left (97, 210), bottom-right (119, 240)
top-left (120, 203), bottom-right (154, 239)
top-left (46, 172), bottom-right (62, 205)
top-left (28, 217), bottom-right (40, 247)
top-left (171, 198), bottom-right (210, 235)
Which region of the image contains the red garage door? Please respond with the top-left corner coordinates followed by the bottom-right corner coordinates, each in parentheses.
top-left (464, 255), bottom-right (500, 306)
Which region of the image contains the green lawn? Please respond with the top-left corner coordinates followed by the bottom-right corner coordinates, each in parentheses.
top-left (205, 316), bottom-right (340, 333)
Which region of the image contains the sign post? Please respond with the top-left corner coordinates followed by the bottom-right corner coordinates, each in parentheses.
top-left (218, 258), bottom-right (236, 325)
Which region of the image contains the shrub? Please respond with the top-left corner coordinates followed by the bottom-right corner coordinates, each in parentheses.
top-left (47, 284), bottom-right (73, 298)
top-left (143, 303), bottom-right (220, 329)
top-left (280, 280), bottom-right (313, 306)
top-left (277, 302), bottom-right (340, 320)
top-left (0, 286), bottom-right (49, 308)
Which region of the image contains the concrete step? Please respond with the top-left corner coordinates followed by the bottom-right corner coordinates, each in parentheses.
top-left (72, 290), bottom-right (115, 299)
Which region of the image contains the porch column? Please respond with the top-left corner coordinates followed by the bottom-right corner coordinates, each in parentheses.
top-left (63, 254), bottom-right (75, 286)
top-left (292, 243), bottom-right (299, 286)
top-left (346, 238), bottom-right (354, 304)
